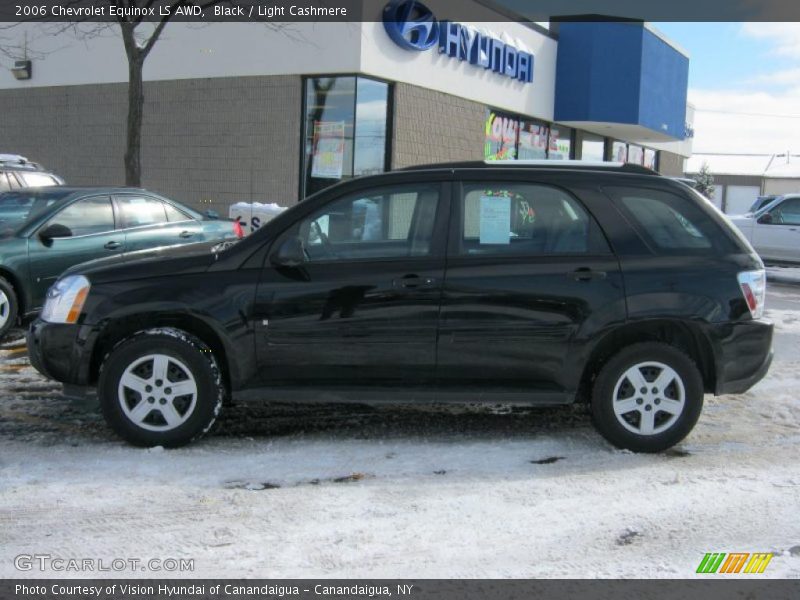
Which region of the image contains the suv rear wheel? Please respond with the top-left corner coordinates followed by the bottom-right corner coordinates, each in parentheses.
top-left (98, 328), bottom-right (225, 447)
top-left (591, 342), bottom-right (704, 452)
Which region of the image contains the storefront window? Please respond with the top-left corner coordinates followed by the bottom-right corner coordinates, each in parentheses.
top-left (627, 144), bottom-right (644, 165)
top-left (302, 76), bottom-right (390, 198)
top-left (354, 78), bottom-right (389, 177)
top-left (484, 111), bottom-right (519, 161)
top-left (612, 141), bottom-right (628, 162)
top-left (518, 121), bottom-right (549, 159)
top-left (644, 148), bottom-right (658, 170)
top-left (548, 126), bottom-right (572, 160)
top-left (580, 133), bottom-right (605, 162)
top-left (484, 109), bottom-right (573, 161)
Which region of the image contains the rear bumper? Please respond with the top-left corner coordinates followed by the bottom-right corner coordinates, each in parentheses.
top-left (713, 318), bottom-right (774, 395)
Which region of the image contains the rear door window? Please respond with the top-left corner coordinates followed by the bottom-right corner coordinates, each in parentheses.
top-left (457, 182), bottom-right (610, 256)
top-left (164, 202), bottom-right (192, 222)
top-left (604, 186), bottom-right (735, 254)
top-left (116, 195), bottom-right (169, 229)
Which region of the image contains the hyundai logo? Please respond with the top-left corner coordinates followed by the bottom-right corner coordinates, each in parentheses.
top-left (383, 1), bottom-right (439, 51)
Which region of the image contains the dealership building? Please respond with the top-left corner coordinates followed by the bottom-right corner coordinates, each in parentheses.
top-left (0, 0), bottom-right (693, 214)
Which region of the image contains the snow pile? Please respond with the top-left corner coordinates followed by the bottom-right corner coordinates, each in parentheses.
top-left (228, 202), bottom-right (288, 233)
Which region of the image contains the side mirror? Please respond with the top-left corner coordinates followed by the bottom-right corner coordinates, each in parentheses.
top-left (204, 209), bottom-right (219, 220)
top-left (757, 213), bottom-right (773, 225)
top-left (271, 237), bottom-right (306, 268)
top-left (38, 223), bottom-right (73, 244)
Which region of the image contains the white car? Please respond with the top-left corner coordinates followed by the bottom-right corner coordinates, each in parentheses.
top-left (729, 194), bottom-right (800, 263)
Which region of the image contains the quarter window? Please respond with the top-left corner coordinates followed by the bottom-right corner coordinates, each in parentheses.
top-left (287, 184), bottom-right (440, 262)
top-left (458, 183), bottom-right (608, 256)
top-left (47, 196), bottom-right (114, 237)
top-left (605, 186), bottom-right (730, 253)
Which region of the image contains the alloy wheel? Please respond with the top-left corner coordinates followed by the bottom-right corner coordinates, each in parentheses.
top-left (117, 354), bottom-right (198, 432)
top-left (611, 361), bottom-right (686, 436)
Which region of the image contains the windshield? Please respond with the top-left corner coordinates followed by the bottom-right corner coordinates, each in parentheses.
top-left (0, 189), bottom-right (71, 225)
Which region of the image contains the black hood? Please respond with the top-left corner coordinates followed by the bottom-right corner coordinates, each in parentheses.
top-left (62, 240), bottom-right (222, 283)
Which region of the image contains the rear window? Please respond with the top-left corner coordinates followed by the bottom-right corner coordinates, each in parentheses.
top-left (604, 186), bottom-right (735, 254)
top-left (18, 172), bottom-right (60, 187)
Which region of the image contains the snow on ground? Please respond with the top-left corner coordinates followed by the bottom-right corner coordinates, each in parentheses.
top-left (1, 287), bottom-right (800, 579)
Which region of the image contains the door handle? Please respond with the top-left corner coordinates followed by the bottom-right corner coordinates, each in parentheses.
top-left (104, 241), bottom-right (122, 250)
top-left (179, 230), bottom-right (195, 239)
top-left (571, 268), bottom-right (607, 282)
top-left (393, 274), bottom-right (437, 289)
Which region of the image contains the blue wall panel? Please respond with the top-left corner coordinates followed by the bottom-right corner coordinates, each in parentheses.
top-left (555, 22), bottom-right (688, 140)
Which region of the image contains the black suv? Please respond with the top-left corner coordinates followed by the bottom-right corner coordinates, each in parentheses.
top-left (0, 154), bottom-right (64, 191)
top-left (27, 162), bottom-right (773, 452)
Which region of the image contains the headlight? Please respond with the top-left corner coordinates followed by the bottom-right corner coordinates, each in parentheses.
top-left (41, 275), bottom-right (91, 324)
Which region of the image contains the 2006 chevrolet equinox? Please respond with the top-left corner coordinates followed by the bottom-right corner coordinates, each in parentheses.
top-left (27, 161), bottom-right (773, 451)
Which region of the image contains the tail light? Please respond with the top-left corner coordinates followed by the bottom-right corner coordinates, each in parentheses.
top-left (737, 270), bottom-right (766, 319)
top-left (233, 220), bottom-right (244, 239)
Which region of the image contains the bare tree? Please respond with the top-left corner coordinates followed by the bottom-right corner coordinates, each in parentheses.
top-left (4, 1), bottom-right (294, 186)
top-left (112, 1), bottom-right (230, 186)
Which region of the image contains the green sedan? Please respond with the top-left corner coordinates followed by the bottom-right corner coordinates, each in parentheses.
top-left (0, 187), bottom-right (240, 337)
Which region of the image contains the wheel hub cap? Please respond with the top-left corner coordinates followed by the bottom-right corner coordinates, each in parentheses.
top-left (612, 361), bottom-right (685, 436)
top-left (118, 354), bottom-right (197, 432)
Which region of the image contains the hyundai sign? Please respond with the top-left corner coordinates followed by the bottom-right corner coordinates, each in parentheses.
top-left (382, 1), bottom-right (534, 84)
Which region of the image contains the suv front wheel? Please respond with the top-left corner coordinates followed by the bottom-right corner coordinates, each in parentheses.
top-left (98, 328), bottom-right (225, 447)
top-left (591, 342), bottom-right (704, 453)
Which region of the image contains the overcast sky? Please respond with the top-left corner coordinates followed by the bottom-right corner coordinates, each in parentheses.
top-left (655, 22), bottom-right (800, 156)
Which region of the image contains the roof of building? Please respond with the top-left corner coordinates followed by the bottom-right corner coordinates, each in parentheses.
top-left (686, 153), bottom-right (800, 178)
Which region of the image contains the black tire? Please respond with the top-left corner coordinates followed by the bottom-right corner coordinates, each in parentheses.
top-left (98, 328), bottom-right (226, 448)
top-left (591, 342), bottom-right (704, 453)
top-left (0, 276), bottom-right (19, 339)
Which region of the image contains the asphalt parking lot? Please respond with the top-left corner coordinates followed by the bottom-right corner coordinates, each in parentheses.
top-left (1, 283), bottom-right (799, 579)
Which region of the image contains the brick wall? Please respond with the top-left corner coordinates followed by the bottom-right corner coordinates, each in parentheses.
top-left (391, 83), bottom-right (485, 169)
top-left (0, 75), bottom-right (302, 213)
top-left (656, 150), bottom-right (686, 177)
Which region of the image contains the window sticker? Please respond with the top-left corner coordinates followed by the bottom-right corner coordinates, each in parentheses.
top-left (311, 121), bottom-right (345, 179)
top-left (479, 194), bottom-right (511, 244)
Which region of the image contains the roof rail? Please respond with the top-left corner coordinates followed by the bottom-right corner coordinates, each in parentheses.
top-left (402, 159), bottom-right (658, 175)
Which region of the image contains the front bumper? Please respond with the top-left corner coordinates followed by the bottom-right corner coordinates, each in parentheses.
top-left (27, 318), bottom-right (98, 387)
top-left (713, 318), bottom-right (774, 395)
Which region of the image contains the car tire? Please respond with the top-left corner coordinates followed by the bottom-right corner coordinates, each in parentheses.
top-left (591, 342), bottom-right (704, 453)
top-left (98, 328), bottom-right (225, 448)
top-left (0, 276), bottom-right (19, 340)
